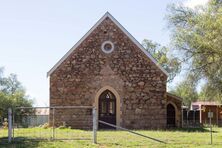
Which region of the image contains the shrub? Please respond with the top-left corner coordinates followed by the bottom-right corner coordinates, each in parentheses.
top-left (42, 123), bottom-right (50, 129)
top-left (3, 118), bottom-right (8, 128)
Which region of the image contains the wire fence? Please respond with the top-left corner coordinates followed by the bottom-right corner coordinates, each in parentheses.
top-left (0, 111), bottom-right (9, 143)
top-left (0, 123), bottom-right (8, 137)
top-left (10, 106), bottom-right (97, 143)
top-left (1, 106), bottom-right (222, 146)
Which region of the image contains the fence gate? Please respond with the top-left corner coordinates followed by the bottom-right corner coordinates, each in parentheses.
top-left (7, 106), bottom-right (97, 143)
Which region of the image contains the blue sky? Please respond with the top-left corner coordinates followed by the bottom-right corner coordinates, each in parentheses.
top-left (0, 0), bottom-right (208, 106)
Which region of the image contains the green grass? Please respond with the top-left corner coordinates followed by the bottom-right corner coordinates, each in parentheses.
top-left (0, 127), bottom-right (222, 147)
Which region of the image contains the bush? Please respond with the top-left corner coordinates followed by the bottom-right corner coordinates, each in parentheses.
top-left (42, 123), bottom-right (50, 129)
top-left (3, 118), bottom-right (8, 128)
top-left (58, 125), bottom-right (67, 129)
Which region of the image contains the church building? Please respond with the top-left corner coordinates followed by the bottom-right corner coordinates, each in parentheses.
top-left (48, 12), bottom-right (182, 129)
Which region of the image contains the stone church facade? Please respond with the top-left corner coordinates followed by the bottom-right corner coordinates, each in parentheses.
top-left (48, 12), bottom-right (182, 129)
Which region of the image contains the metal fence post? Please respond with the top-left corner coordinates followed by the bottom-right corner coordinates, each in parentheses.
top-left (92, 107), bottom-right (97, 144)
top-left (181, 108), bottom-right (183, 128)
top-left (12, 108), bottom-right (15, 141)
top-left (210, 116), bottom-right (212, 144)
top-left (52, 107), bottom-right (55, 140)
top-left (8, 108), bottom-right (12, 143)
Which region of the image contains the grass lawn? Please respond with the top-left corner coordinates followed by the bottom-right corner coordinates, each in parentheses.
top-left (0, 127), bottom-right (222, 147)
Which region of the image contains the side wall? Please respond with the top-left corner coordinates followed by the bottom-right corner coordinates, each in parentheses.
top-left (200, 105), bottom-right (222, 126)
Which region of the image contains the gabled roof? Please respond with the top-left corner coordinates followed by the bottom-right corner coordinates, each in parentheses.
top-left (47, 12), bottom-right (169, 77)
top-left (167, 92), bottom-right (182, 102)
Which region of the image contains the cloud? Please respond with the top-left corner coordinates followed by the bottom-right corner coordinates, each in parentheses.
top-left (184, 0), bottom-right (209, 9)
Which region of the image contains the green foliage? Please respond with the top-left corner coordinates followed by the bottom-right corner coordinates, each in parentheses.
top-left (199, 82), bottom-right (222, 102)
top-left (171, 73), bottom-right (198, 107)
top-left (167, 0), bottom-right (222, 101)
top-left (142, 39), bottom-right (181, 82)
top-left (0, 67), bottom-right (33, 122)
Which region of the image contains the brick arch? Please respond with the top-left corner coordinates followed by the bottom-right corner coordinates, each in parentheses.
top-left (94, 86), bottom-right (121, 127)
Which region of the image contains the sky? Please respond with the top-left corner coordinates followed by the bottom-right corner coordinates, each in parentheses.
top-left (0, 0), bottom-right (208, 106)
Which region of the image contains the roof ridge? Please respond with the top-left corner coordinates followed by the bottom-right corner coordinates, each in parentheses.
top-left (47, 12), bottom-right (169, 77)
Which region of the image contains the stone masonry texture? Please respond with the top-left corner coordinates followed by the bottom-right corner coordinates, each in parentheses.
top-left (49, 17), bottom-right (168, 129)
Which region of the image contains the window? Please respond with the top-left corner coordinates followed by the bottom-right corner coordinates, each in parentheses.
top-left (101, 41), bottom-right (114, 53)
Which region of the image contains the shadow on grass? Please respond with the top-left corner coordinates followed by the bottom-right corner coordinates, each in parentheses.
top-left (0, 137), bottom-right (93, 148)
top-left (98, 127), bottom-right (218, 133)
top-left (167, 127), bottom-right (218, 133)
top-left (0, 137), bottom-right (8, 145)
top-left (0, 137), bottom-right (46, 148)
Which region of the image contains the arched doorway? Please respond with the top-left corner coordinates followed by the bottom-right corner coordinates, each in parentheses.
top-left (98, 89), bottom-right (116, 129)
top-left (167, 103), bottom-right (176, 127)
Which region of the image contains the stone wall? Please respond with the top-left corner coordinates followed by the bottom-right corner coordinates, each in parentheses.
top-left (50, 17), bottom-right (167, 129)
top-left (50, 108), bottom-right (92, 129)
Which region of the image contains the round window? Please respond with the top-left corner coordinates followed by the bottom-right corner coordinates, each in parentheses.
top-left (101, 41), bottom-right (114, 53)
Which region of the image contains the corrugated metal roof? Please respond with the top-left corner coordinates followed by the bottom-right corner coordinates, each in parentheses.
top-left (35, 108), bottom-right (49, 115)
top-left (192, 101), bottom-right (220, 106)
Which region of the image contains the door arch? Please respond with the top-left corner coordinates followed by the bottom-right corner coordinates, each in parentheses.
top-left (98, 90), bottom-right (116, 129)
top-left (94, 86), bottom-right (121, 128)
top-left (167, 103), bottom-right (176, 127)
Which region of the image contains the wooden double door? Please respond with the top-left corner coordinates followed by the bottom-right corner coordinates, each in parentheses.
top-left (99, 90), bottom-right (116, 129)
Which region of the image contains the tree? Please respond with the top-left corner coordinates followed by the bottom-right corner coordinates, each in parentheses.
top-left (142, 39), bottom-right (181, 82)
top-left (0, 68), bottom-right (33, 123)
top-left (199, 82), bottom-right (222, 102)
top-left (166, 0), bottom-right (222, 101)
top-left (171, 73), bottom-right (198, 107)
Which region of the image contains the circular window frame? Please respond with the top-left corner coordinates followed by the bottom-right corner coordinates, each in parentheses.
top-left (101, 41), bottom-right (114, 54)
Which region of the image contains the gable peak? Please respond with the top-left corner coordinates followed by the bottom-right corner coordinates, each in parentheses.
top-left (47, 12), bottom-right (169, 77)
